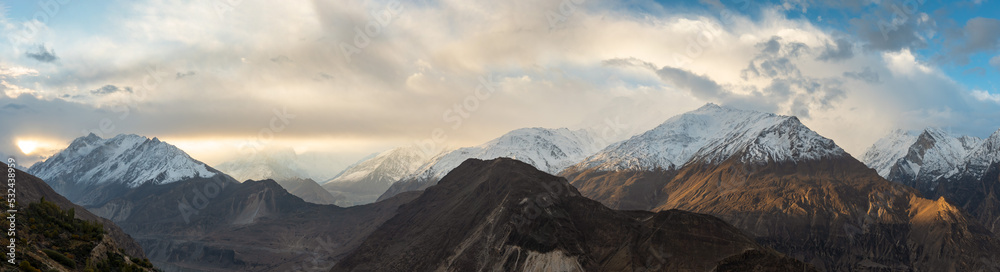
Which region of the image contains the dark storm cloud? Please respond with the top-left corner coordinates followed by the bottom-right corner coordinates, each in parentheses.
top-left (25, 44), bottom-right (58, 63)
top-left (817, 38), bottom-right (855, 62)
top-left (89, 85), bottom-right (134, 95)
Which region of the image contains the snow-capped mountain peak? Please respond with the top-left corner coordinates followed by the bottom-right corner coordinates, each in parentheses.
top-left (965, 128), bottom-right (1000, 177)
top-left (326, 146), bottom-right (432, 185)
top-left (861, 127), bottom-right (983, 187)
top-left (28, 133), bottom-right (219, 188)
top-left (403, 127), bottom-right (602, 182)
top-left (575, 104), bottom-right (845, 171)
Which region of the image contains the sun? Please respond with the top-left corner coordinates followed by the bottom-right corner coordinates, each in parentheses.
top-left (17, 140), bottom-right (39, 155)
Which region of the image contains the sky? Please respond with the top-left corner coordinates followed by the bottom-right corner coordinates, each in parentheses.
top-left (1, 0), bottom-right (999, 179)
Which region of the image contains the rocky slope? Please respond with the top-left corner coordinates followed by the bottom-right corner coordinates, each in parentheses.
top-left (11, 169), bottom-right (152, 271)
top-left (333, 158), bottom-right (815, 272)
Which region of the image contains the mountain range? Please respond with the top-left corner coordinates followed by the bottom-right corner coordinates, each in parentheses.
top-left (863, 127), bottom-right (1000, 235)
top-left (375, 127), bottom-right (605, 201)
top-left (560, 104), bottom-right (1000, 271)
top-left (334, 158), bottom-right (815, 271)
top-left (16, 103), bottom-right (1000, 271)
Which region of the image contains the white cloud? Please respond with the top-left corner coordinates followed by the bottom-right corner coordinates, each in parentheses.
top-left (972, 89), bottom-right (1000, 103)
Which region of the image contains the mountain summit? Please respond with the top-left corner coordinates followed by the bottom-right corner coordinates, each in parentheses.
top-left (28, 133), bottom-right (221, 206)
top-left (575, 103), bottom-right (845, 172)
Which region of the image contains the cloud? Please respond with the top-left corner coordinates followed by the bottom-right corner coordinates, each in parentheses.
top-left (817, 38), bottom-right (855, 61)
top-left (656, 66), bottom-right (725, 99)
top-left (89, 85), bottom-right (133, 95)
top-left (848, 6), bottom-right (931, 52)
top-left (972, 89), bottom-right (1000, 103)
top-left (601, 57), bottom-right (658, 71)
top-left (0, 65), bottom-right (38, 78)
top-left (176, 71), bottom-right (195, 79)
top-left (0, 0), bottom-right (998, 165)
top-left (943, 17), bottom-right (1000, 65)
top-left (964, 67), bottom-right (987, 76)
top-left (25, 44), bottom-right (58, 63)
top-left (843, 67), bottom-right (880, 83)
top-left (992, 55), bottom-right (1000, 70)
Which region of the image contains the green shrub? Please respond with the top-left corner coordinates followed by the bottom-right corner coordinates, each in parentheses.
top-left (18, 260), bottom-right (41, 272)
top-left (41, 249), bottom-right (76, 269)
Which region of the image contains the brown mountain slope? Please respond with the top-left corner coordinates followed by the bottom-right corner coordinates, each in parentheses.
top-left (563, 155), bottom-right (1000, 271)
top-left (333, 158), bottom-right (816, 272)
top-left (932, 161), bottom-right (1000, 236)
top-left (10, 168), bottom-right (152, 271)
top-left (16, 168), bottom-right (145, 258)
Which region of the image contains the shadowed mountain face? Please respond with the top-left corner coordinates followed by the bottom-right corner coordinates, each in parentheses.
top-left (86, 175), bottom-right (420, 271)
top-left (563, 155), bottom-right (1000, 271)
top-left (334, 158), bottom-right (815, 272)
top-left (274, 177), bottom-right (346, 205)
top-left (13, 169), bottom-right (154, 271)
top-left (935, 162), bottom-right (1000, 235)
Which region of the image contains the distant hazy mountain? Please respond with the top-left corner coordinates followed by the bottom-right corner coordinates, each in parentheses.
top-left (377, 127), bottom-right (605, 201)
top-left (215, 148), bottom-right (344, 205)
top-left (322, 146), bottom-right (433, 205)
top-left (334, 158), bottom-right (815, 271)
top-left (562, 104), bottom-right (1000, 271)
top-left (28, 133), bottom-right (222, 206)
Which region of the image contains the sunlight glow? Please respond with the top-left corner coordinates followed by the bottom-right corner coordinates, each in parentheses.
top-left (17, 140), bottom-right (38, 155)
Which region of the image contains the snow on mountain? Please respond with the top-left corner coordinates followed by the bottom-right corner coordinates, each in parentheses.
top-left (861, 128), bottom-right (981, 184)
top-left (215, 147), bottom-right (306, 182)
top-left (861, 130), bottom-right (921, 178)
top-left (964, 128), bottom-right (1000, 178)
top-left (404, 127), bottom-right (603, 183)
top-left (28, 133), bottom-right (218, 188)
top-left (325, 146), bottom-right (431, 186)
top-left (575, 103), bottom-right (846, 172)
